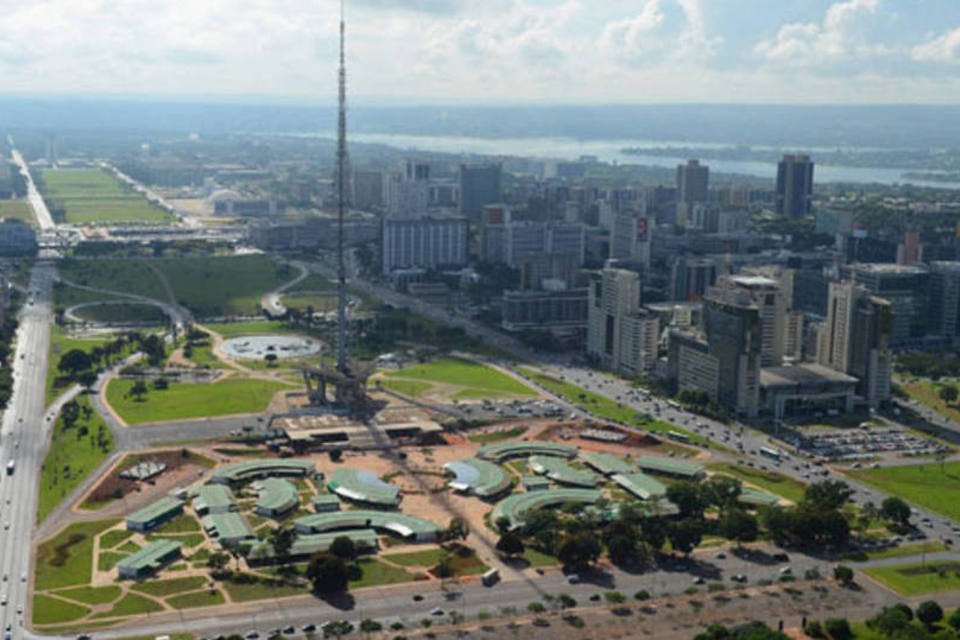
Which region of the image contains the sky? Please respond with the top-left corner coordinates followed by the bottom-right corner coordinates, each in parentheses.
top-left (1, 0), bottom-right (960, 104)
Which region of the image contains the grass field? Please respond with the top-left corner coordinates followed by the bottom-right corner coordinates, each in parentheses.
top-left (203, 320), bottom-right (298, 338)
top-left (517, 367), bottom-right (708, 447)
top-left (91, 592), bottom-right (164, 619)
top-left (72, 302), bottom-right (168, 325)
top-left (221, 577), bottom-right (305, 603)
top-left (376, 378), bottom-right (432, 397)
top-left (865, 561), bottom-right (960, 596)
top-left (350, 558), bottom-right (421, 588)
top-left (167, 590), bottom-right (226, 610)
top-left (0, 199), bottom-right (36, 226)
top-left (131, 576), bottom-right (207, 597)
top-left (106, 377), bottom-right (289, 425)
top-left (708, 462), bottom-right (807, 504)
top-left (523, 548), bottom-right (559, 568)
top-left (384, 357), bottom-right (536, 400)
top-left (35, 519), bottom-right (119, 590)
top-left (861, 541), bottom-right (948, 561)
top-left (56, 585), bottom-right (122, 606)
top-left (47, 325), bottom-right (132, 404)
top-left (847, 461), bottom-right (960, 522)
top-left (903, 380), bottom-right (960, 424)
top-left (40, 169), bottom-right (173, 225)
top-left (32, 594), bottom-right (90, 625)
top-left (38, 395), bottom-right (115, 523)
top-left (383, 548), bottom-right (447, 567)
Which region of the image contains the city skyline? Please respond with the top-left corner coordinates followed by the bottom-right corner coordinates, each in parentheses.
top-left (0, 0), bottom-right (959, 104)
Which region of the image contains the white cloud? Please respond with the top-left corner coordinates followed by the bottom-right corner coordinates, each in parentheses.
top-left (754, 0), bottom-right (886, 68)
top-left (912, 27), bottom-right (960, 64)
top-left (599, 0), bottom-right (720, 66)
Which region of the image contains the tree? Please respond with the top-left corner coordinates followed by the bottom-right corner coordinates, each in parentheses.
top-left (666, 481), bottom-right (705, 520)
top-left (264, 353), bottom-right (278, 367)
top-left (359, 619), bottom-right (382, 633)
top-left (823, 618), bottom-right (852, 640)
top-left (306, 552), bottom-right (349, 594)
top-left (880, 496), bottom-right (912, 527)
top-left (916, 601), bottom-right (944, 628)
top-left (495, 531), bottom-right (525, 557)
top-left (833, 565), bottom-right (854, 586)
top-left (556, 532), bottom-right (601, 572)
top-left (639, 516), bottom-right (668, 552)
top-left (718, 509), bottom-right (758, 546)
top-left (129, 379), bottom-right (149, 401)
top-left (667, 519), bottom-right (703, 556)
top-left (269, 525), bottom-right (297, 564)
top-left (702, 476), bottom-right (742, 514)
top-left (804, 480), bottom-right (853, 511)
top-left (207, 551), bottom-right (230, 572)
top-left (329, 449), bottom-right (343, 463)
top-left (867, 606), bottom-right (912, 636)
top-left (58, 349), bottom-right (93, 378)
top-left (947, 608), bottom-right (960, 631)
top-left (444, 516), bottom-right (469, 543)
top-left (60, 400), bottom-right (80, 429)
top-left (939, 384), bottom-right (958, 404)
top-left (606, 535), bottom-right (638, 566)
top-left (329, 535), bottom-right (357, 561)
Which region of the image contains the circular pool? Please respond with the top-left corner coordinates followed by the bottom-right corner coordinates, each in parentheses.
top-left (219, 335), bottom-right (321, 360)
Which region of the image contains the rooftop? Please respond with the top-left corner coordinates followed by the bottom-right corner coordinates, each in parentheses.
top-left (202, 512), bottom-right (254, 542)
top-left (193, 485), bottom-right (235, 512)
top-left (328, 468), bottom-right (401, 506)
top-left (252, 478), bottom-right (300, 514)
top-left (127, 496), bottom-right (184, 525)
top-left (444, 458), bottom-right (512, 498)
top-left (116, 539), bottom-right (182, 573)
top-left (248, 529), bottom-right (379, 562)
top-left (634, 455), bottom-right (705, 478)
top-left (611, 472), bottom-right (667, 500)
top-left (210, 458), bottom-right (315, 484)
top-left (580, 451), bottom-right (633, 476)
top-left (851, 263), bottom-right (927, 275)
top-left (294, 510), bottom-right (439, 538)
top-left (760, 363), bottom-right (859, 388)
top-left (476, 440), bottom-right (577, 463)
top-left (491, 489), bottom-right (603, 530)
top-left (528, 455), bottom-right (598, 488)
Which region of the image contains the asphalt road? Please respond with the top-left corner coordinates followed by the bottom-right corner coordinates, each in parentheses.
top-left (0, 262), bottom-right (56, 638)
top-left (9, 148), bottom-right (54, 231)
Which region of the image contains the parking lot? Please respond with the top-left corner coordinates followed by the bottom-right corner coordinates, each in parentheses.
top-left (795, 426), bottom-right (946, 461)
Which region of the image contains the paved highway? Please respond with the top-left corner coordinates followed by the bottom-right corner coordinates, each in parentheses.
top-left (9, 148), bottom-right (54, 231)
top-left (0, 263), bottom-right (56, 638)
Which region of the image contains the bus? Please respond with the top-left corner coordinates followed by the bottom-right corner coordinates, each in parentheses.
top-left (759, 447), bottom-right (782, 461)
top-left (5, 460), bottom-right (14, 475)
top-left (481, 568), bottom-right (500, 587)
top-left (667, 430), bottom-right (691, 443)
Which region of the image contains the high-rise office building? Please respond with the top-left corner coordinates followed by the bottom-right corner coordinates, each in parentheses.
top-left (928, 261), bottom-right (960, 347)
top-left (586, 268), bottom-right (659, 377)
top-left (385, 160), bottom-right (431, 215)
top-left (775, 154), bottom-right (814, 218)
top-left (381, 216), bottom-right (468, 275)
top-left (896, 231), bottom-right (924, 265)
top-left (702, 285), bottom-right (762, 417)
top-left (670, 257), bottom-right (718, 302)
top-left (459, 163), bottom-right (502, 223)
top-left (847, 263), bottom-right (929, 348)
top-left (352, 169), bottom-right (383, 211)
top-left (676, 159), bottom-right (709, 204)
top-left (609, 209), bottom-right (651, 268)
top-left (818, 281), bottom-right (892, 407)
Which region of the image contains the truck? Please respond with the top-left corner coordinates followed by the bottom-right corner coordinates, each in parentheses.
top-left (481, 568), bottom-right (500, 586)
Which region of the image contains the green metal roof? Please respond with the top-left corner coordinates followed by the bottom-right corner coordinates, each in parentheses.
top-left (127, 496), bottom-right (184, 526)
top-left (528, 456), bottom-right (598, 488)
top-left (193, 485), bottom-right (235, 512)
top-left (521, 475), bottom-right (551, 488)
top-left (294, 510), bottom-right (439, 538)
top-left (312, 494), bottom-right (341, 508)
top-left (211, 458), bottom-right (315, 484)
top-left (327, 468), bottom-right (400, 506)
top-left (579, 451), bottom-right (633, 476)
top-left (634, 455), bottom-right (705, 478)
top-left (253, 478), bottom-right (300, 514)
top-left (490, 489), bottom-right (603, 530)
top-left (611, 472), bottom-right (667, 500)
top-left (476, 440), bottom-right (577, 463)
top-left (202, 512), bottom-right (254, 542)
top-left (117, 539), bottom-right (182, 572)
top-left (248, 529), bottom-right (379, 561)
top-left (738, 487), bottom-right (781, 506)
top-left (444, 458), bottom-right (512, 497)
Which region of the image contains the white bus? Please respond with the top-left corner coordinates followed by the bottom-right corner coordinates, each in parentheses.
top-left (759, 447), bottom-right (782, 461)
top-left (482, 568), bottom-right (500, 586)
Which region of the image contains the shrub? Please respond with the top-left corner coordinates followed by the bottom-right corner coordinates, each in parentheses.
top-left (804, 620), bottom-right (824, 639)
top-left (823, 618), bottom-right (852, 640)
top-left (634, 589), bottom-right (651, 601)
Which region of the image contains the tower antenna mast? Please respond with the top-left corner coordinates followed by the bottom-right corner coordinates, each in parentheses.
top-left (335, 0), bottom-right (349, 373)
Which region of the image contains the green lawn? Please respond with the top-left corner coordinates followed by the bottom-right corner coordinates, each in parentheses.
top-left (0, 199), bottom-right (36, 226)
top-left (106, 377), bottom-right (289, 425)
top-left (47, 325), bottom-right (133, 404)
top-left (131, 576), bottom-right (208, 597)
top-left (167, 590), bottom-right (225, 610)
top-left (382, 548), bottom-right (447, 567)
top-left (523, 548), bottom-right (559, 568)
top-left (847, 462), bottom-right (960, 522)
top-left (38, 395), bottom-right (115, 523)
top-left (35, 519), bottom-right (119, 590)
top-left (864, 561), bottom-right (960, 596)
top-left (517, 367), bottom-right (708, 446)
top-left (185, 340), bottom-right (229, 369)
top-left (221, 577), bottom-right (305, 602)
top-left (376, 378), bottom-right (432, 397)
top-left (861, 541), bottom-right (949, 561)
top-left (91, 592), bottom-right (164, 619)
top-left (40, 169), bottom-right (173, 225)
top-left (708, 462), bottom-right (807, 504)
top-left (350, 558), bottom-right (421, 588)
top-left (97, 551), bottom-right (128, 572)
top-left (73, 303), bottom-right (168, 325)
top-left (203, 320), bottom-right (297, 338)
top-left (386, 357), bottom-right (535, 399)
top-left (32, 594), bottom-right (90, 626)
top-left (468, 426), bottom-right (528, 443)
top-left (153, 514), bottom-right (202, 534)
top-left (56, 585), bottom-right (122, 605)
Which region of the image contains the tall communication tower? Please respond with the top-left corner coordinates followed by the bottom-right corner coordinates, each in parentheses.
top-left (335, 0), bottom-right (349, 374)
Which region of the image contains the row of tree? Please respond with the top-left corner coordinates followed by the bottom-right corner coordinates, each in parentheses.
top-left (56, 330), bottom-right (166, 388)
